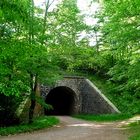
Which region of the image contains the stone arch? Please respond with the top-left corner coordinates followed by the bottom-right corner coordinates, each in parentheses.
top-left (45, 86), bottom-right (78, 115)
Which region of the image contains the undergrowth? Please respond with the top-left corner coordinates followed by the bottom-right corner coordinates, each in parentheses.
top-left (0, 116), bottom-right (59, 136)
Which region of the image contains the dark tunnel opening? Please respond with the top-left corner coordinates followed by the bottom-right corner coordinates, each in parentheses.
top-left (45, 86), bottom-right (76, 115)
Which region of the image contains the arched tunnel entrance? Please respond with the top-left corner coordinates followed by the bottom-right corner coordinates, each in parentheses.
top-left (45, 86), bottom-right (77, 115)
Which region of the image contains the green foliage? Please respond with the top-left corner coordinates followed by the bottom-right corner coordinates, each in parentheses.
top-left (0, 0), bottom-right (66, 124)
top-left (0, 116), bottom-right (59, 136)
top-left (47, 0), bottom-right (86, 47)
top-left (35, 96), bottom-right (53, 110)
top-left (130, 135), bottom-right (140, 140)
top-left (69, 0), bottom-right (140, 115)
top-left (73, 114), bottom-right (132, 122)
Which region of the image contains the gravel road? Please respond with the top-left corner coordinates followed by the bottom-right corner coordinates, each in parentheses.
top-left (0, 116), bottom-right (129, 140)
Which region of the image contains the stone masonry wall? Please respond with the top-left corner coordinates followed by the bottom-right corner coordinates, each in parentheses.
top-left (80, 79), bottom-right (120, 114)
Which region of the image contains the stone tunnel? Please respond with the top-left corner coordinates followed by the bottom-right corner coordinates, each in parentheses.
top-left (42, 76), bottom-right (120, 116)
top-left (45, 86), bottom-right (77, 115)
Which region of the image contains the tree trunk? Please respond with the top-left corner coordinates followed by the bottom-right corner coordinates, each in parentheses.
top-left (28, 94), bottom-right (35, 123)
top-left (28, 74), bottom-right (38, 124)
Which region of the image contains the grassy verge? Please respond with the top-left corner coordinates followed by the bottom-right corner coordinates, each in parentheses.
top-left (128, 122), bottom-right (140, 140)
top-left (73, 114), bottom-right (132, 122)
top-left (0, 116), bottom-right (59, 136)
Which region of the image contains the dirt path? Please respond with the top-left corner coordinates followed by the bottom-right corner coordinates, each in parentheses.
top-left (0, 116), bottom-right (129, 140)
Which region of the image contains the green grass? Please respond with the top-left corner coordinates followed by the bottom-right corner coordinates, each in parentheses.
top-left (130, 134), bottom-right (140, 140)
top-left (0, 116), bottom-right (59, 136)
top-left (73, 114), bottom-right (132, 122)
top-left (128, 122), bottom-right (140, 140)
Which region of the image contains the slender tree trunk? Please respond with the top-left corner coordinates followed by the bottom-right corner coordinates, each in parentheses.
top-left (94, 29), bottom-right (99, 54)
top-left (28, 95), bottom-right (35, 124)
top-left (28, 0), bottom-right (35, 124)
top-left (28, 0), bottom-right (55, 123)
top-left (41, 0), bottom-right (55, 45)
top-left (28, 74), bottom-right (38, 123)
top-left (28, 0), bottom-right (34, 44)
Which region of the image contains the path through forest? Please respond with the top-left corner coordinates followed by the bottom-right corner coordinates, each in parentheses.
top-left (0, 116), bottom-right (131, 140)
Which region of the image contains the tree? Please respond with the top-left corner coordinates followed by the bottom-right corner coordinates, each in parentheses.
top-left (95, 0), bottom-right (140, 113)
top-left (0, 0), bottom-right (61, 124)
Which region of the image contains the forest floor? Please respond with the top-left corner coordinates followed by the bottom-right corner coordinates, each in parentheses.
top-left (1, 116), bottom-right (139, 140)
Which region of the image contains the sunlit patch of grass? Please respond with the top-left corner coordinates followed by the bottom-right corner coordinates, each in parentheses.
top-left (0, 116), bottom-right (59, 136)
top-left (129, 135), bottom-right (140, 140)
top-left (73, 114), bottom-right (132, 122)
top-left (128, 121), bottom-right (140, 140)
